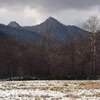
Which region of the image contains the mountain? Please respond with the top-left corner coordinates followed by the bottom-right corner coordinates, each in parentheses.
top-left (0, 30), bottom-right (6, 36)
top-left (0, 17), bottom-right (88, 43)
top-left (8, 21), bottom-right (21, 28)
top-left (24, 17), bottom-right (88, 42)
top-left (0, 24), bottom-right (42, 43)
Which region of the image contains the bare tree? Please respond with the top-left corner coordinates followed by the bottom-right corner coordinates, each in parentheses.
top-left (83, 16), bottom-right (99, 76)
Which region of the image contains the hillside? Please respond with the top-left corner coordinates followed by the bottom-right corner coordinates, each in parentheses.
top-left (24, 17), bottom-right (88, 42)
top-left (0, 24), bottom-right (42, 43)
top-left (0, 17), bottom-right (88, 43)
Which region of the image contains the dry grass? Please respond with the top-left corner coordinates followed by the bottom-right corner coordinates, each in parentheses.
top-left (49, 86), bottom-right (66, 91)
top-left (64, 94), bottom-right (80, 98)
top-left (74, 81), bottom-right (100, 89)
top-left (0, 80), bottom-right (100, 100)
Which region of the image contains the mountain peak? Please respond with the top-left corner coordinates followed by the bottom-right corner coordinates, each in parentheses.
top-left (47, 17), bottom-right (56, 20)
top-left (45, 17), bottom-right (60, 24)
top-left (8, 21), bottom-right (21, 28)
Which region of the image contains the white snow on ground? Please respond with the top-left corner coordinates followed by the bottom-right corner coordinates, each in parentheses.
top-left (0, 81), bottom-right (100, 100)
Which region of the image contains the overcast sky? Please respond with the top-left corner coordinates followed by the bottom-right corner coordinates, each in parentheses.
top-left (0, 0), bottom-right (100, 26)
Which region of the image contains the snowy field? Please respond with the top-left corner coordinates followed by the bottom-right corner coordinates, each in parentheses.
top-left (0, 81), bottom-right (100, 100)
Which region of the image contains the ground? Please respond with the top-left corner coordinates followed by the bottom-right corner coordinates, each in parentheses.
top-left (0, 80), bottom-right (100, 100)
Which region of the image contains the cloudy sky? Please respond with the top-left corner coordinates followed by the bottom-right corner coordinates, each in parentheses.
top-left (0, 0), bottom-right (100, 26)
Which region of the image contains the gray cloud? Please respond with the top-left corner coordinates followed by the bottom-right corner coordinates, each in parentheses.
top-left (0, 0), bottom-right (100, 12)
top-left (0, 0), bottom-right (100, 26)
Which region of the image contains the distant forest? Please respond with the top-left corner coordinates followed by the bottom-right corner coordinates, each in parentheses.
top-left (0, 31), bottom-right (99, 80)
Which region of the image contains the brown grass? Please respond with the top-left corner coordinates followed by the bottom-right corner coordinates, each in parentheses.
top-left (64, 94), bottom-right (80, 98)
